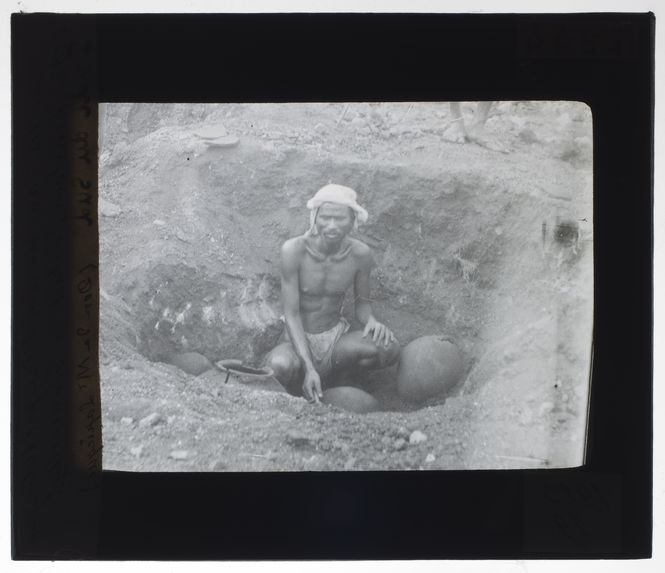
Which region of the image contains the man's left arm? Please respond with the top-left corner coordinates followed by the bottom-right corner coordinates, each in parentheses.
top-left (354, 247), bottom-right (396, 347)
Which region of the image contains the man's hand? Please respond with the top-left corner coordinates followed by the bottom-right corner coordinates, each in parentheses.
top-left (302, 369), bottom-right (323, 403)
top-left (363, 316), bottom-right (397, 348)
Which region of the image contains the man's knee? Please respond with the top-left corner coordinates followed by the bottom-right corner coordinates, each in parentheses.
top-left (265, 349), bottom-right (300, 382)
top-left (357, 345), bottom-right (379, 368)
top-left (357, 339), bottom-right (401, 369)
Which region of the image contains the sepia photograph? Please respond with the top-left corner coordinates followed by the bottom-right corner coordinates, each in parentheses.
top-left (98, 101), bottom-right (594, 472)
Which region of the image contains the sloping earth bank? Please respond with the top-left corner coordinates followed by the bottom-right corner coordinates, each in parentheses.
top-left (99, 102), bottom-right (593, 471)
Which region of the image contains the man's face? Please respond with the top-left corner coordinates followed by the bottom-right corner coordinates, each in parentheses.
top-left (315, 202), bottom-right (355, 241)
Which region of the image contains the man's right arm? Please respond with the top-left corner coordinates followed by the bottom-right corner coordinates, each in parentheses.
top-left (281, 239), bottom-right (322, 402)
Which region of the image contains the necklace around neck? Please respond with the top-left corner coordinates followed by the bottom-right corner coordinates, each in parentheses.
top-left (304, 237), bottom-right (353, 261)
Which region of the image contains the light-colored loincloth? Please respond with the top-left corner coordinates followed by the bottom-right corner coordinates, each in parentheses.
top-left (284, 317), bottom-right (350, 378)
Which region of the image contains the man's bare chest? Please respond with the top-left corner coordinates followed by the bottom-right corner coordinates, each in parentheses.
top-left (299, 256), bottom-right (357, 296)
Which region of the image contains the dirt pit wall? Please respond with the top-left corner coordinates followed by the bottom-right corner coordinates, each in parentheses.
top-left (102, 136), bottom-right (531, 366)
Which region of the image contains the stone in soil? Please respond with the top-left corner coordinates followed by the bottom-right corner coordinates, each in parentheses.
top-left (193, 124), bottom-right (229, 139)
top-left (395, 426), bottom-right (410, 438)
top-left (138, 412), bottom-right (162, 428)
top-left (539, 402), bottom-right (554, 416)
top-left (204, 134), bottom-right (240, 148)
top-left (286, 430), bottom-right (320, 448)
top-left (99, 197), bottom-right (122, 218)
top-left (394, 438), bottom-right (407, 451)
top-left (409, 430), bottom-right (428, 444)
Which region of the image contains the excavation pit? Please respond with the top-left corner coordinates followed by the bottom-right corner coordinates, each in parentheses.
top-left (99, 102), bottom-right (593, 471)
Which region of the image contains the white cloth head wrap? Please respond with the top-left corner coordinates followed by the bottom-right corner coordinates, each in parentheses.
top-left (306, 184), bottom-right (368, 232)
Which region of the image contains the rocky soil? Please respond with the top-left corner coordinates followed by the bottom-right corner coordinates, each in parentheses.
top-left (99, 101), bottom-right (593, 472)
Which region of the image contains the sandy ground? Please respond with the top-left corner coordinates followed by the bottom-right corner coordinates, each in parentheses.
top-left (99, 101), bottom-right (593, 472)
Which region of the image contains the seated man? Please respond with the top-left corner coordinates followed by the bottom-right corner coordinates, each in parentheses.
top-left (264, 184), bottom-right (400, 403)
